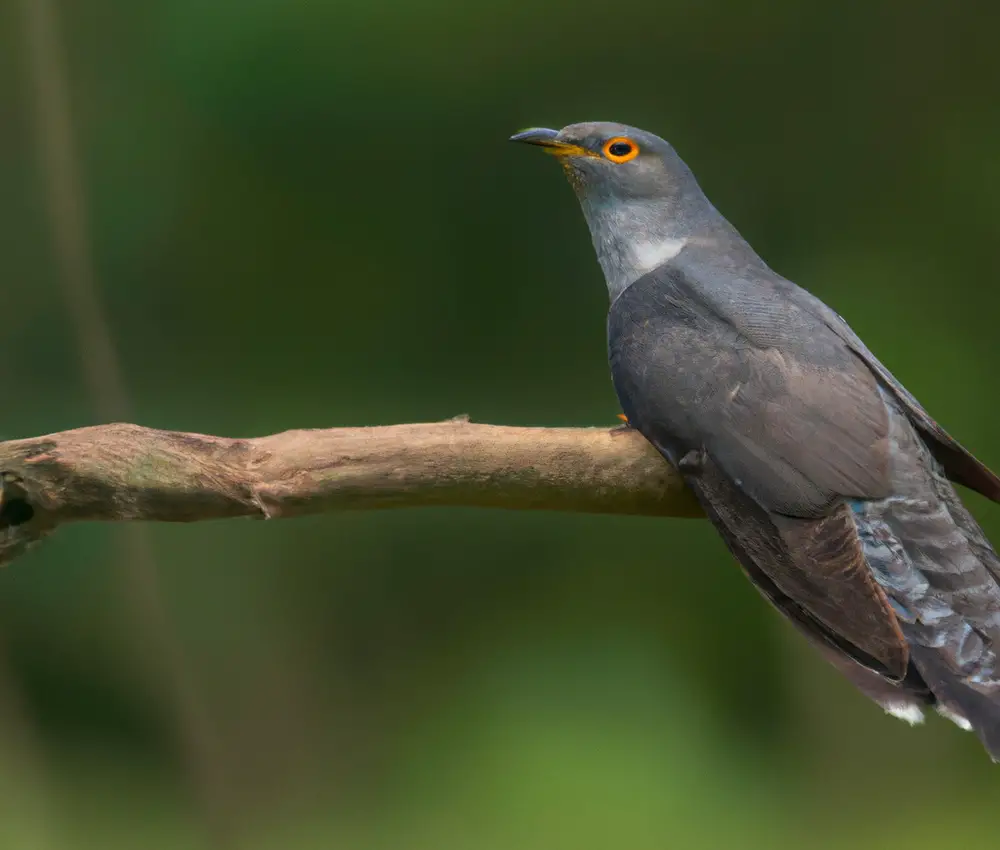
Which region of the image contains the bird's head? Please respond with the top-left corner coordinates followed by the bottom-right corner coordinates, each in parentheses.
top-left (511, 121), bottom-right (734, 297)
top-left (509, 121), bottom-right (692, 204)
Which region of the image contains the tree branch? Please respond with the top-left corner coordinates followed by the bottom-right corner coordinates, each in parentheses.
top-left (0, 419), bottom-right (701, 567)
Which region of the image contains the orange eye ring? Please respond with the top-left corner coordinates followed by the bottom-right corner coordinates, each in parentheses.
top-left (602, 137), bottom-right (639, 163)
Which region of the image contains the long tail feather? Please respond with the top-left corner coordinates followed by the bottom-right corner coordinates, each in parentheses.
top-left (852, 391), bottom-right (1000, 759)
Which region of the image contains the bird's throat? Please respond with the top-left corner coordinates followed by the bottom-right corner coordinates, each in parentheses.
top-left (581, 200), bottom-right (691, 301)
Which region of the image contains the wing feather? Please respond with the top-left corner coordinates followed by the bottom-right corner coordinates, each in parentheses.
top-left (684, 451), bottom-right (909, 679)
top-left (787, 283), bottom-right (1000, 503)
top-left (609, 264), bottom-right (912, 683)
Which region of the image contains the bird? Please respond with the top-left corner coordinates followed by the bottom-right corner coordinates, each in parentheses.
top-left (511, 122), bottom-right (1000, 760)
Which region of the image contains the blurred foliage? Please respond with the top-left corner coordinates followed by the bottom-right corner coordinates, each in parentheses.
top-left (2, 0), bottom-right (1000, 846)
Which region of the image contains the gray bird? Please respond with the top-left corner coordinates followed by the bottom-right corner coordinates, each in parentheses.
top-left (511, 122), bottom-right (1000, 759)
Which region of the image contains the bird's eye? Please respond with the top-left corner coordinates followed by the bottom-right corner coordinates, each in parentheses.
top-left (603, 137), bottom-right (639, 163)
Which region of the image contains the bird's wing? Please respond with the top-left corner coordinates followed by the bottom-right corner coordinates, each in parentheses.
top-left (690, 452), bottom-right (909, 679)
top-left (783, 281), bottom-right (1000, 503)
top-left (608, 266), bottom-right (910, 679)
top-left (610, 263), bottom-right (894, 516)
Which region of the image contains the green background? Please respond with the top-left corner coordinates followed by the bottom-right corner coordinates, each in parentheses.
top-left (2, 1), bottom-right (999, 847)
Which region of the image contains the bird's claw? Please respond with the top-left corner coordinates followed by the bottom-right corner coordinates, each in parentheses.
top-left (610, 413), bottom-right (634, 436)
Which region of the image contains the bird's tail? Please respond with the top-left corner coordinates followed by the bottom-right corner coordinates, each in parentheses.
top-left (852, 393), bottom-right (1000, 759)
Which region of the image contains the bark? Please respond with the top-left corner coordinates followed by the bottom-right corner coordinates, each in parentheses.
top-left (0, 418), bottom-right (701, 567)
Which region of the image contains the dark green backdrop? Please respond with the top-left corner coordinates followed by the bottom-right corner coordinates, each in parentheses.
top-left (2, 1), bottom-right (998, 847)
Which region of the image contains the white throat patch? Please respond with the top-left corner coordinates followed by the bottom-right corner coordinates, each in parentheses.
top-left (630, 237), bottom-right (688, 275)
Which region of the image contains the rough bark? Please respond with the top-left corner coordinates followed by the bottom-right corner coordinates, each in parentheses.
top-left (0, 418), bottom-right (701, 567)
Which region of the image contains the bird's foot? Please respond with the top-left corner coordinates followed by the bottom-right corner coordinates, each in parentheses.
top-left (610, 413), bottom-right (634, 436)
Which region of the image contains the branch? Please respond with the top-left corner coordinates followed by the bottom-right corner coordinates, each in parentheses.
top-left (0, 419), bottom-right (701, 566)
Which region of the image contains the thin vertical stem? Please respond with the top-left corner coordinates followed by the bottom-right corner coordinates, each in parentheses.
top-left (19, 0), bottom-right (240, 844)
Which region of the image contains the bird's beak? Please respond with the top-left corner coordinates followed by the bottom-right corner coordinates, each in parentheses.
top-left (509, 127), bottom-right (593, 158)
